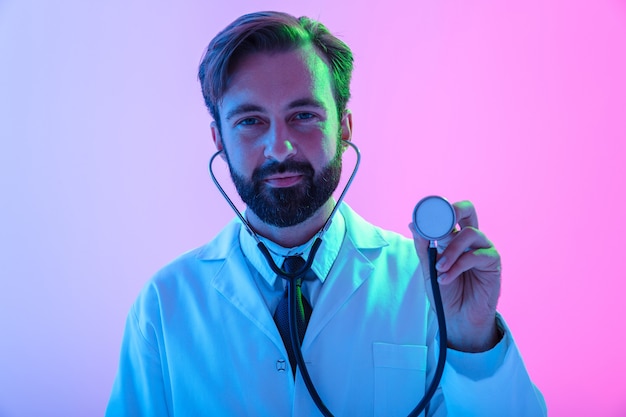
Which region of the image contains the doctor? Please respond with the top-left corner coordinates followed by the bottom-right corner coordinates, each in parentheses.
top-left (106, 11), bottom-right (546, 416)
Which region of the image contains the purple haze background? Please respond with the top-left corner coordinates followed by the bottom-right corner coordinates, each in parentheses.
top-left (1, 0), bottom-right (625, 416)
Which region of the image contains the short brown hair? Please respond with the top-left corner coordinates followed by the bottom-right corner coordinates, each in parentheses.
top-left (198, 11), bottom-right (354, 130)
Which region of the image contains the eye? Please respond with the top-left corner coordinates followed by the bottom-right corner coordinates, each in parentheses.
top-left (238, 117), bottom-right (259, 126)
top-left (294, 112), bottom-right (315, 121)
top-left (239, 117), bottom-right (259, 126)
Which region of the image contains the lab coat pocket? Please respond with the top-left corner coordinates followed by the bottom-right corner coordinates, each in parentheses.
top-left (373, 342), bottom-right (427, 417)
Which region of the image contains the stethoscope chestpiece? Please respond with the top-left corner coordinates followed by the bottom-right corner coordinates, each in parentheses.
top-left (412, 196), bottom-right (456, 241)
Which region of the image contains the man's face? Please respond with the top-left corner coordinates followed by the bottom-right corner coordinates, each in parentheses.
top-left (212, 45), bottom-right (352, 227)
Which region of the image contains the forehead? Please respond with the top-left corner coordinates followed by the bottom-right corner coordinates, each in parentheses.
top-left (222, 45), bottom-right (335, 109)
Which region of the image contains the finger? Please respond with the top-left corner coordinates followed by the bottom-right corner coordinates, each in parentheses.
top-left (437, 247), bottom-right (501, 285)
top-left (433, 228), bottom-right (459, 254)
top-left (453, 200), bottom-right (479, 229)
top-left (435, 227), bottom-right (492, 273)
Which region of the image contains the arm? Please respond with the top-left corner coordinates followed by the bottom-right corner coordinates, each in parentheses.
top-left (105, 300), bottom-right (170, 417)
top-left (426, 312), bottom-right (547, 416)
top-left (410, 201), bottom-right (547, 416)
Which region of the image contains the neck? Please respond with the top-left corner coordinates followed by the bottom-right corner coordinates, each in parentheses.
top-left (247, 199), bottom-right (336, 248)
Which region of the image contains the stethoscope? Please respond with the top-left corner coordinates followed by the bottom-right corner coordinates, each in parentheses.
top-left (209, 140), bottom-right (456, 417)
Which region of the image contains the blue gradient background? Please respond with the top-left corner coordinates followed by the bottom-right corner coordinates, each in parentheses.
top-left (1, 1), bottom-right (625, 416)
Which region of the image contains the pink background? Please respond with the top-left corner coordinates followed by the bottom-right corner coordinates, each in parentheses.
top-left (1, 0), bottom-right (625, 415)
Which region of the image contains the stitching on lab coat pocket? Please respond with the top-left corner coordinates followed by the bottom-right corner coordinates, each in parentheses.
top-left (372, 343), bottom-right (428, 416)
top-left (373, 342), bottom-right (427, 370)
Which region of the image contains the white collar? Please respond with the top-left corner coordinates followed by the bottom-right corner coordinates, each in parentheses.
top-left (239, 207), bottom-right (346, 287)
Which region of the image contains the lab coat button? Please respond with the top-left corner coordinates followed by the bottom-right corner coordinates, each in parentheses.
top-left (276, 359), bottom-right (287, 372)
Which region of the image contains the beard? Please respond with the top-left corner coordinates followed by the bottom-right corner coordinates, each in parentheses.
top-left (227, 150), bottom-right (343, 228)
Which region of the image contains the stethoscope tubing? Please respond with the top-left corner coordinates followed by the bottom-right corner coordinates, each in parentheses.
top-left (287, 263), bottom-right (333, 416)
top-left (208, 140), bottom-right (361, 250)
top-left (208, 140), bottom-right (447, 417)
top-left (408, 245), bottom-right (447, 416)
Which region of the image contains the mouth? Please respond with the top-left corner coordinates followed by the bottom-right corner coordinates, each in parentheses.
top-left (263, 173), bottom-right (304, 188)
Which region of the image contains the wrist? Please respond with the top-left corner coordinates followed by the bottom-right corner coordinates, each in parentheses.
top-left (446, 318), bottom-right (503, 353)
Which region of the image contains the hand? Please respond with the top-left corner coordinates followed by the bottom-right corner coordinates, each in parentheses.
top-left (409, 200), bottom-right (502, 352)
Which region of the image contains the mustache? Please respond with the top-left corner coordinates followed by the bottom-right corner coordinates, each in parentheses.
top-left (252, 159), bottom-right (315, 182)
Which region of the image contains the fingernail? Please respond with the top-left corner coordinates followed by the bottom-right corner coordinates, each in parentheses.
top-left (437, 273), bottom-right (447, 283)
top-left (436, 256), bottom-right (447, 271)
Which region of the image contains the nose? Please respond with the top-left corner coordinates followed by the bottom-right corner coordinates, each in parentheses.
top-left (263, 123), bottom-right (296, 162)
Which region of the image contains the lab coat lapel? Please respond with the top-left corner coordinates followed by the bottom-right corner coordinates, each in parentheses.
top-left (303, 241), bottom-right (373, 348)
top-left (198, 222), bottom-right (285, 351)
top-left (302, 205), bottom-right (387, 348)
top-left (197, 207), bottom-right (389, 354)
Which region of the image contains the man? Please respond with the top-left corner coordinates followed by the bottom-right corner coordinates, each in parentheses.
top-left (106, 11), bottom-right (546, 416)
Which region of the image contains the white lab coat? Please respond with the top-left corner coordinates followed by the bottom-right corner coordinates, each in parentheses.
top-left (106, 205), bottom-right (546, 416)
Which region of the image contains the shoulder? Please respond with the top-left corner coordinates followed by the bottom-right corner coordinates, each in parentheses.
top-left (135, 218), bottom-right (242, 307)
top-left (155, 218), bottom-right (240, 278)
top-left (341, 203), bottom-right (414, 246)
top-left (340, 204), bottom-right (417, 266)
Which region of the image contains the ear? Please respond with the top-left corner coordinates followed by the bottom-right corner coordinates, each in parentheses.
top-left (210, 121), bottom-right (223, 151)
top-left (210, 121), bottom-right (228, 160)
top-left (340, 110), bottom-right (353, 142)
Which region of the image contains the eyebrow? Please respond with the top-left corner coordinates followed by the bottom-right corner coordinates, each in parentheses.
top-left (224, 104), bottom-right (265, 121)
top-left (224, 98), bottom-right (327, 121)
top-left (287, 98), bottom-right (326, 110)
